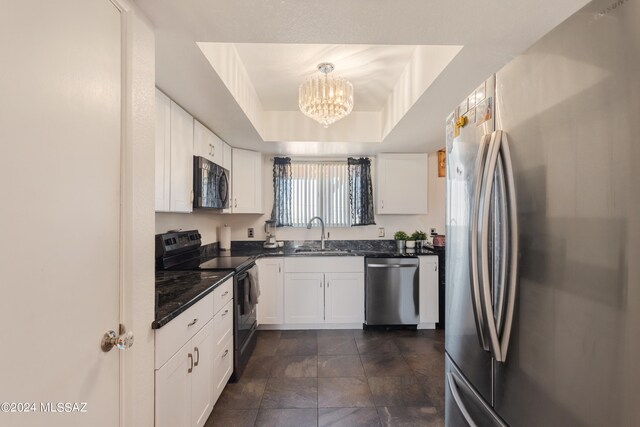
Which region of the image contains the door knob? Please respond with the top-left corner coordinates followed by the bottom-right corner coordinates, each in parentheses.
top-left (101, 325), bottom-right (134, 352)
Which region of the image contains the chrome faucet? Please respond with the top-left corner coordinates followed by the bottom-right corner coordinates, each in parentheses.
top-left (306, 216), bottom-right (326, 249)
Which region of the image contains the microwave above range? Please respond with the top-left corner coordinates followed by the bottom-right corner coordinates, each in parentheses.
top-left (193, 156), bottom-right (229, 209)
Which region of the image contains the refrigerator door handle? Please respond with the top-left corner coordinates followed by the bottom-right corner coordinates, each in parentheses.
top-left (447, 372), bottom-right (479, 427)
top-left (494, 158), bottom-right (509, 337)
top-left (498, 131), bottom-right (519, 361)
top-left (470, 133), bottom-right (492, 351)
top-left (479, 131), bottom-right (505, 362)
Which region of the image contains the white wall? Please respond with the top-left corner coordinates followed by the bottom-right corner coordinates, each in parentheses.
top-left (155, 153), bottom-right (445, 243)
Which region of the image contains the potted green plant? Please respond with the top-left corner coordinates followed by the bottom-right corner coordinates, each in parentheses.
top-left (394, 231), bottom-right (409, 251)
top-left (411, 230), bottom-right (428, 249)
top-left (406, 235), bottom-right (416, 249)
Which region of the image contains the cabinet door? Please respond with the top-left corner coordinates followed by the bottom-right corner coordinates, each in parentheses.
top-left (419, 256), bottom-right (439, 324)
top-left (256, 258), bottom-right (284, 325)
top-left (155, 343), bottom-right (192, 427)
top-left (231, 148), bottom-right (262, 213)
top-left (170, 101), bottom-right (194, 212)
top-left (284, 273), bottom-right (324, 324)
top-left (194, 120), bottom-right (223, 165)
top-left (377, 154), bottom-right (428, 214)
top-left (213, 335), bottom-right (234, 403)
top-left (222, 143), bottom-right (232, 214)
top-left (155, 89), bottom-right (171, 211)
top-left (191, 320), bottom-right (215, 427)
top-left (324, 273), bottom-right (364, 324)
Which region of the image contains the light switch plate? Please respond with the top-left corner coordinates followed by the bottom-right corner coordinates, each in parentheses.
top-left (378, 227), bottom-right (385, 237)
top-left (248, 228), bottom-right (254, 238)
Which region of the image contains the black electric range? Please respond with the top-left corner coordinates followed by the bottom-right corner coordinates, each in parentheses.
top-left (155, 230), bottom-right (257, 381)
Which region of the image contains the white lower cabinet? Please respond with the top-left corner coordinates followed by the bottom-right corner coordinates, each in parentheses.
top-left (281, 257), bottom-right (365, 326)
top-left (191, 321), bottom-right (215, 427)
top-left (155, 278), bottom-right (234, 427)
top-left (284, 273), bottom-right (325, 324)
top-left (324, 273), bottom-right (365, 324)
top-left (155, 342), bottom-right (192, 427)
top-left (156, 319), bottom-right (213, 427)
top-left (256, 258), bottom-right (284, 325)
top-left (419, 256), bottom-right (439, 327)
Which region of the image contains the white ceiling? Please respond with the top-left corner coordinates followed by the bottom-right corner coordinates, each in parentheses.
top-left (134, 0), bottom-right (591, 155)
top-left (232, 43), bottom-right (417, 111)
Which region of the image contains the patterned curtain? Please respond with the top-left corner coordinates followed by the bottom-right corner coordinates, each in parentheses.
top-left (270, 157), bottom-right (293, 226)
top-left (347, 157), bottom-right (376, 226)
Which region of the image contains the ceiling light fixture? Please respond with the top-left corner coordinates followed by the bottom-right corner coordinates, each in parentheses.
top-left (299, 62), bottom-right (354, 128)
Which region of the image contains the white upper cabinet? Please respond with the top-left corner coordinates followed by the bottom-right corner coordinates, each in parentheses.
top-left (377, 153), bottom-right (428, 214)
top-left (170, 101), bottom-right (194, 213)
top-left (231, 148), bottom-right (263, 214)
top-left (222, 142), bottom-right (232, 214)
top-left (155, 89), bottom-right (171, 211)
top-left (155, 88), bottom-right (194, 213)
top-left (193, 120), bottom-right (223, 166)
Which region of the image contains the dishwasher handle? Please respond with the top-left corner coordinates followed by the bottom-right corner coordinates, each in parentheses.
top-left (367, 263), bottom-right (418, 268)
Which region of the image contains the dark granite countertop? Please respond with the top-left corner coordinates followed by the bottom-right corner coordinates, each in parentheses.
top-left (153, 270), bottom-right (234, 329)
top-left (221, 240), bottom-right (437, 259)
top-left (155, 240), bottom-right (442, 329)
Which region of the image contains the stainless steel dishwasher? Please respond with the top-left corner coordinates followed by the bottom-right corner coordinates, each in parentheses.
top-left (365, 257), bottom-right (419, 325)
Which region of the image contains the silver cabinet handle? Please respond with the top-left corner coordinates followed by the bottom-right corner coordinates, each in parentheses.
top-left (211, 145), bottom-right (215, 157)
top-left (447, 373), bottom-right (478, 427)
top-left (234, 198), bottom-right (237, 208)
top-left (381, 200), bottom-right (384, 209)
top-left (498, 131), bottom-right (519, 362)
top-left (188, 353), bottom-right (194, 373)
top-left (222, 291), bottom-right (229, 297)
top-left (221, 309), bottom-right (229, 317)
top-left (326, 281), bottom-right (330, 287)
top-left (187, 318), bottom-right (198, 327)
top-left (194, 347), bottom-right (200, 367)
top-left (470, 133), bottom-right (492, 352)
top-left (222, 349), bottom-right (229, 358)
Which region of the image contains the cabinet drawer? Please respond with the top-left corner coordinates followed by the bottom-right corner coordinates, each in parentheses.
top-left (213, 336), bottom-right (234, 402)
top-left (284, 257), bottom-right (364, 273)
top-left (213, 299), bottom-right (233, 348)
top-left (214, 278), bottom-right (233, 314)
top-left (155, 293), bottom-right (214, 369)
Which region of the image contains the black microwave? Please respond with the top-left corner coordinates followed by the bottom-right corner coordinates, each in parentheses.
top-left (193, 156), bottom-right (229, 209)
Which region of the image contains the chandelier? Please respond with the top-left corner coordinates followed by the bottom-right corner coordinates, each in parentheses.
top-left (299, 62), bottom-right (354, 128)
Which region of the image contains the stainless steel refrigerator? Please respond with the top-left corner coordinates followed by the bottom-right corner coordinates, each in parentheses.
top-left (444, 0), bottom-right (640, 425)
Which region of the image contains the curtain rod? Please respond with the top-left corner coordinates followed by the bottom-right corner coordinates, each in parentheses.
top-left (267, 157), bottom-right (371, 163)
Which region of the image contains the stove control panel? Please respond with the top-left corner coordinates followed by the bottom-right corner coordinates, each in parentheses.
top-left (155, 230), bottom-right (202, 258)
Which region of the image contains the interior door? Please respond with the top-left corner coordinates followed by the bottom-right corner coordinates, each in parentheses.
top-left (0, 1), bottom-right (123, 425)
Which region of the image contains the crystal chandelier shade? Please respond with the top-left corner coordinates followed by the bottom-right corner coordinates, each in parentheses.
top-left (299, 63), bottom-right (354, 128)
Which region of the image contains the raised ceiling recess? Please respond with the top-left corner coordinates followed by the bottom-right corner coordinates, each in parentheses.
top-left (198, 42), bottom-right (462, 144)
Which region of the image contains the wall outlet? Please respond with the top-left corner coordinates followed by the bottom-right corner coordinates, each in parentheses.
top-left (247, 228), bottom-right (254, 238)
top-left (378, 227), bottom-right (385, 238)
top-left (430, 228), bottom-right (437, 235)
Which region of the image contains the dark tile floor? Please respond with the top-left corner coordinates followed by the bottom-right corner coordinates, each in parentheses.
top-left (205, 329), bottom-right (445, 427)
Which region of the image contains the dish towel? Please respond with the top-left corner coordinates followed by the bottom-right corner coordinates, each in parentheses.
top-left (248, 266), bottom-right (260, 305)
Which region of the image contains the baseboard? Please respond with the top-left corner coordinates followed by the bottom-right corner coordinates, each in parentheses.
top-left (417, 322), bottom-right (436, 330)
top-left (257, 323), bottom-right (362, 330)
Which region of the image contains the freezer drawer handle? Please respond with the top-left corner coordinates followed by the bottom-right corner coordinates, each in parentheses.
top-left (447, 372), bottom-right (479, 427)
